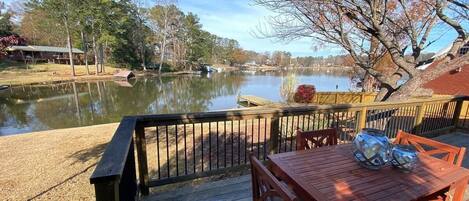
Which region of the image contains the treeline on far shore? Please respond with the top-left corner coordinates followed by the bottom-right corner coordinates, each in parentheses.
top-left (2, 1), bottom-right (364, 72)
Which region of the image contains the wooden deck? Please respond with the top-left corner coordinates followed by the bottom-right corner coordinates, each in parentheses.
top-left (237, 95), bottom-right (273, 107)
top-left (143, 131), bottom-right (469, 201)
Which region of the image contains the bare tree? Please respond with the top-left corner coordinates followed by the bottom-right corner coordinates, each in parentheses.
top-left (149, 0), bottom-right (177, 73)
top-left (254, 0), bottom-right (468, 101)
top-left (133, 0), bottom-right (148, 71)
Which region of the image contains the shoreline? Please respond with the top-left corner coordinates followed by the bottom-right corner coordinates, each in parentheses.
top-left (0, 63), bottom-right (353, 87)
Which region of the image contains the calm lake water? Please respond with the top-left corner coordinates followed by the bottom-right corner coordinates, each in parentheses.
top-left (0, 69), bottom-right (355, 135)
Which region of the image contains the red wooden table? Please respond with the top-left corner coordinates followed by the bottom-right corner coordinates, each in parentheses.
top-left (268, 144), bottom-right (469, 201)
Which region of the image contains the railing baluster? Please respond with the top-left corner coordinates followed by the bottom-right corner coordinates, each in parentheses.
top-left (201, 123), bottom-right (204, 172)
top-left (238, 120), bottom-right (241, 164)
top-left (216, 121), bottom-right (219, 168)
top-left (284, 116), bottom-right (289, 152)
top-left (175, 125), bottom-right (178, 176)
top-left (244, 119), bottom-right (248, 163)
top-left (263, 118), bottom-right (267, 160)
top-left (257, 118), bottom-right (261, 158)
top-left (165, 125), bottom-right (170, 178)
top-left (278, 117), bottom-right (283, 153)
top-left (208, 122), bottom-right (212, 170)
top-left (224, 121), bottom-right (227, 168)
top-left (183, 124), bottom-right (187, 175)
top-left (231, 120), bottom-right (234, 166)
top-left (251, 119), bottom-right (254, 154)
top-left (156, 126), bottom-right (161, 179)
top-left (291, 116), bottom-right (296, 151)
top-left (192, 124), bottom-right (196, 174)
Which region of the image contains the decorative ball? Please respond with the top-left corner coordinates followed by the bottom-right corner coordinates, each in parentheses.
top-left (353, 128), bottom-right (391, 170)
top-left (293, 84), bottom-right (316, 103)
top-left (390, 144), bottom-right (418, 172)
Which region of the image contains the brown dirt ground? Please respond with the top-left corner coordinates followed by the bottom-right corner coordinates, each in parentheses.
top-left (0, 123), bottom-right (119, 201)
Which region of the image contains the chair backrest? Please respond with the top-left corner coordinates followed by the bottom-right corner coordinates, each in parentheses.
top-left (394, 130), bottom-right (466, 167)
top-left (296, 128), bottom-right (338, 150)
top-left (249, 154), bottom-right (298, 201)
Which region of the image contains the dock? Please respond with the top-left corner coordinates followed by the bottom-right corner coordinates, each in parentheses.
top-left (237, 95), bottom-right (273, 107)
top-left (0, 85), bottom-right (9, 91)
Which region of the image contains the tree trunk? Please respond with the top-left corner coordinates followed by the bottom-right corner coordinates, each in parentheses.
top-left (159, 8), bottom-right (169, 73)
top-left (386, 77), bottom-right (424, 101)
top-left (99, 44), bottom-right (104, 73)
top-left (81, 30), bottom-right (90, 75)
top-left (64, 18), bottom-right (75, 77)
top-left (159, 37), bottom-right (166, 73)
top-left (141, 41), bottom-right (146, 71)
top-left (92, 34), bottom-right (99, 76)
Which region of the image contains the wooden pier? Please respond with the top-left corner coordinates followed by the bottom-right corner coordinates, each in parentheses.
top-left (237, 95), bottom-right (273, 107)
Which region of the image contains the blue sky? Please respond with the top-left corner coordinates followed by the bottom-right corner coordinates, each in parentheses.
top-left (176, 0), bottom-right (463, 57)
top-left (177, 0), bottom-right (345, 57)
top-left (4, 0), bottom-right (463, 57)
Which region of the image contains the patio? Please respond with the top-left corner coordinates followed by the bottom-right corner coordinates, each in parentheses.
top-left (142, 131), bottom-right (469, 201)
top-left (90, 95), bottom-right (469, 201)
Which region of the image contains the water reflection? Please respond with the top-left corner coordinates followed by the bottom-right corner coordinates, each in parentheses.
top-left (0, 70), bottom-right (353, 135)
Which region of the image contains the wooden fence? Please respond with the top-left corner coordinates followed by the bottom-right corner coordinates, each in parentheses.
top-left (90, 95), bottom-right (469, 201)
top-left (312, 92), bottom-right (377, 104)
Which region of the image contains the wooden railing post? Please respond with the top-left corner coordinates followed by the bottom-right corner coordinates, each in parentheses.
top-left (269, 116), bottom-right (280, 154)
top-left (356, 107), bottom-right (367, 133)
top-left (413, 103), bottom-right (426, 134)
top-left (94, 180), bottom-right (119, 201)
top-left (452, 99), bottom-right (464, 128)
top-left (135, 123), bottom-right (149, 195)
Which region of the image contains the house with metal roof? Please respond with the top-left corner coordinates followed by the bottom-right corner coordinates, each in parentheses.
top-left (5, 45), bottom-right (86, 64)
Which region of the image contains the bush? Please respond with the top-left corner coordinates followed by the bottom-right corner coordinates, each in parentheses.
top-left (293, 84), bottom-right (316, 103)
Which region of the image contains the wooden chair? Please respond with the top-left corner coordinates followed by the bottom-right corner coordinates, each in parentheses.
top-left (249, 154), bottom-right (298, 201)
top-left (395, 131), bottom-right (466, 201)
top-left (394, 130), bottom-right (466, 167)
top-left (296, 128), bottom-right (338, 150)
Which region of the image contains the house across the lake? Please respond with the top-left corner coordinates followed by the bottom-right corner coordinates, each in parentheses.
top-left (5, 45), bottom-right (85, 65)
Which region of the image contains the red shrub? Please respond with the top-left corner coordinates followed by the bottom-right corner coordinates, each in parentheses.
top-left (0, 35), bottom-right (26, 55)
top-left (293, 84), bottom-right (316, 103)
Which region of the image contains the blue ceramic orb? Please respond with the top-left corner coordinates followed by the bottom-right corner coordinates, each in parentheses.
top-left (353, 128), bottom-right (392, 170)
top-left (390, 144), bottom-right (418, 172)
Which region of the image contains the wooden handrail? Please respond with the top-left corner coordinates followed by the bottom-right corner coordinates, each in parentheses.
top-left (136, 95), bottom-right (468, 126)
top-left (90, 117), bottom-right (137, 201)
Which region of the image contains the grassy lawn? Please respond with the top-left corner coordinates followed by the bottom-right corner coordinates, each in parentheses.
top-left (0, 61), bottom-right (120, 86)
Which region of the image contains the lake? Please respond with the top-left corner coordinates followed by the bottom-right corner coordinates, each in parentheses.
top-left (0, 69), bottom-right (355, 135)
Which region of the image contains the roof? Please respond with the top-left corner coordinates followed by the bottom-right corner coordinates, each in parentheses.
top-left (423, 63), bottom-right (469, 95)
top-left (7, 45), bottom-right (84, 54)
top-left (417, 42), bottom-right (468, 70)
top-left (113, 71), bottom-right (135, 80)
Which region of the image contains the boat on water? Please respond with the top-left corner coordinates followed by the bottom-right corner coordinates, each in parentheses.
top-left (0, 85), bottom-right (9, 91)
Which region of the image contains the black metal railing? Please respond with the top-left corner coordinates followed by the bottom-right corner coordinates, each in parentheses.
top-left (90, 95), bottom-right (469, 201)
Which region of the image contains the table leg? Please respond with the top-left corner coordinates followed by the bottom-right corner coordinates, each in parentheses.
top-left (453, 176), bottom-right (469, 201)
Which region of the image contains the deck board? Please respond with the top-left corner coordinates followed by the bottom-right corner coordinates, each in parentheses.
top-left (238, 95), bottom-right (272, 107)
top-left (143, 175), bottom-right (252, 201)
top-left (143, 131), bottom-right (469, 201)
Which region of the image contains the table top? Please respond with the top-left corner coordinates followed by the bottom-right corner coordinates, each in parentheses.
top-left (268, 144), bottom-right (469, 201)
